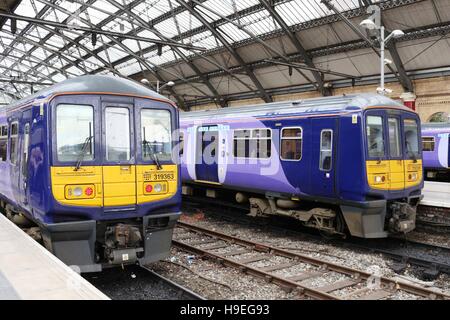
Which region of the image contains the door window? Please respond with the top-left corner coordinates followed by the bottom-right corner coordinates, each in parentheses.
top-left (388, 117), bottom-right (401, 157)
top-left (9, 122), bottom-right (18, 165)
top-left (319, 129), bottom-right (333, 171)
top-left (22, 124), bottom-right (30, 177)
top-left (105, 107), bottom-right (131, 161)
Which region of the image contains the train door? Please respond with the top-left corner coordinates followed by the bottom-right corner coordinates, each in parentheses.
top-left (195, 126), bottom-right (219, 183)
top-left (9, 120), bottom-right (20, 202)
top-left (386, 114), bottom-right (405, 190)
top-left (19, 122), bottom-right (31, 208)
top-left (102, 103), bottom-right (137, 207)
top-left (310, 118), bottom-right (337, 197)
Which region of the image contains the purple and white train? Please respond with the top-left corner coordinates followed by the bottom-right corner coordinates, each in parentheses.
top-left (179, 94), bottom-right (423, 239)
top-left (422, 122), bottom-right (450, 181)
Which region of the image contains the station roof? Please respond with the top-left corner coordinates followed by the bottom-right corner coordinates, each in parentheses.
top-left (0, 0), bottom-right (448, 109)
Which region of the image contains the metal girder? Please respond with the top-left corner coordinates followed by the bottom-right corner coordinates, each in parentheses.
top-left (260, 0), bottom-right (329, 96)
top-left (0, 12), bottom-right (207, 50)
top-left (387, 41), bottom-right (414, 92)
top-left (176, 0), bottom-right (273, 103)
top-left (104, 0), bottom-right (227, 108)
top-left (161, 21), bottom-right (450, 88)
top-left (320, 0), bottom-right (414, 92)
top-left (35, 0), bottom-right (215, 108)
top-left (30, 0), bottom-right (193, 107)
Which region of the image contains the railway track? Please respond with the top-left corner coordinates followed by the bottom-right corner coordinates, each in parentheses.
top-left (173, 221), bottom-right (449, 300)
top-left (183, 195), bottom-right (450, 279)
top-left (141, 267), bottom-right (207, 300)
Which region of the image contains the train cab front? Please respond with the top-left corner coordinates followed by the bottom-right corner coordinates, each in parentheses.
top-left (44, 96), bottom-right (181, 272)
top-left (362, 109), bottom-right (423, 237)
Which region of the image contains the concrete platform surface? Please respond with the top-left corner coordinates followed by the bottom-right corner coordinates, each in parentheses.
top-left (0, 214), bottom-right (109, 300)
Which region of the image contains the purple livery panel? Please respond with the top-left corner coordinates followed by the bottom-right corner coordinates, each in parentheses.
top-left (181, 116), bottom-right (311, 196)
top-left (422, 126), bottom-right (449, 169)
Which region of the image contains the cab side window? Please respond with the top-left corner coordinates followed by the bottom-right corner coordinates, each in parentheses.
top-left (9, 122), bottom-right (18, 165)
top-left (0, 125), bottom-right (7, 161)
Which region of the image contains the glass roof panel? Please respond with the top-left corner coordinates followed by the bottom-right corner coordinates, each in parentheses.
top-left (0, 0), bottom-right (373, 103)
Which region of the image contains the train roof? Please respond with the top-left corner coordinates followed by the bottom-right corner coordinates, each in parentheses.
top-left (4, 75), bottom-right (173, 111)
top-left (180, 93), bottom-right (410, 121)
top-left (422, 122), bottom-right (450, 130)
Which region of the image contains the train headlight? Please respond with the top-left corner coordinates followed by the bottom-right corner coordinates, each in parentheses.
top-left (73, 187), bottom-right (83, 197)
top-left (154, 183), bottom-right (162, 193)
top-left (410, 173), bottom-right (418, 181)
top-left (374, 175), bottom-right (385, 183)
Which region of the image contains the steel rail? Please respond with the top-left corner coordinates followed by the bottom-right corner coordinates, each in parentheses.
top-left (175, 220), bottom-right (450, 300)
top-left (141, 266), bottom-right (207, 300)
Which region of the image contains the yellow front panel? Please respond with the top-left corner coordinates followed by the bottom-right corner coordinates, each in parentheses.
top-left (366, 160), bottom-right (389, 190)
top-left (136, 164), bottom-right (178, 204)
top-left (102, 165), bottom-right (136, 206)
top-left (366, 159), bottom-right (422, 191)
top-left (389, 159), bottom-right (405, 190)
top-left (404, 159), bottom-right (422, 188)
top-left (51, 166), bottom-right (103, 207)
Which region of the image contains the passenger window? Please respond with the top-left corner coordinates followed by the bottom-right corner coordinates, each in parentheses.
top-left (404, 119), bottom-right (420, 158)
top-left (105, 107), bottom-right (130, 161)
top-left (388, 118), bottom-right (401, 157)
top-left (0, 125), bottom-right (7, 161)
top-left (233, 129), bottom-right (271, 159)
top-left (233, 129), bottom-right (250, 158)
top-left (319, 130), bottom-right (332, 171)
top-left (56, 104), bottom-right (94, 162)
top-left (422, 137), bottom-right (435, 152)
top-left (366, 116), bottom-right (385, 158)
top-left (9, 122), bottom-right (18, 165)
top-left (281, 128), bottom-right (302, 160)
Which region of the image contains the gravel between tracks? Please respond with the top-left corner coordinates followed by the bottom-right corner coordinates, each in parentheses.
top-left (178, 209), bottom-right (450, 298)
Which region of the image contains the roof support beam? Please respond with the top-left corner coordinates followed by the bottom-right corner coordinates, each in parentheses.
top-left (160, 21), bottom-right (450, 91)
top-left (321, 0), bottom-right (414, 92)
top-left (260, 0), bottom-right (330, 96)
top-left (176, 0), bottom-right (273, 103)
top-left (104, 0), bottom-right (227, 108)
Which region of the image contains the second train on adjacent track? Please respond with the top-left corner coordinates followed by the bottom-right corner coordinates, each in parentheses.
top-left (180, 94), bottom-right (423, 238)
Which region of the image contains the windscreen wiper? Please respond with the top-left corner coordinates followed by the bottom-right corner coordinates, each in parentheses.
top-left (143, 127), bottom-right (163, 170)
top-left (74, 135), bottom-right (93, 171)
top-left (406, 141), bottom-right (418, 163)
top-left (74, 122), bottom-right (93, 171)
top-left (143, 139), bottom-right (163, 170)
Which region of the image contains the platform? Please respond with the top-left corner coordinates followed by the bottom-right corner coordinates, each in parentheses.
top-left (421, 181), bottom-right (450, 208)
top-left (0, 214), bottom-right (109, 300)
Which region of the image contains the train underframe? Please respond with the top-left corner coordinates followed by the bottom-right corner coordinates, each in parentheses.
top-left (183, 184), bottom-right (421, 239)
top-left (0, 199), bottom-right (179, 273)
